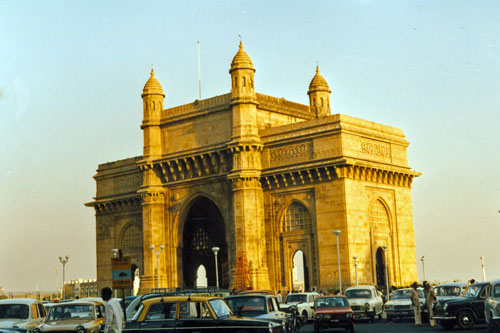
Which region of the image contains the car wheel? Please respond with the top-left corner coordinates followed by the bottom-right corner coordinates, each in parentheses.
top-left (369, 311), bottom-right (375, 323)
top-left (440, 319), bottom-right (455, 330)
top-left (457, 310), bottom-right (474, 329)
top-left (301, 310), bottom-right (308, 324)
top-left (386, 315), bottom-right (392, 323)
top-left (488, 316), bottom-right (500, 333)
top-left (314, 324), bottom-right (320, 333)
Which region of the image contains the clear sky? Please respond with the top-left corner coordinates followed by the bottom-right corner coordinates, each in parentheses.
top-left (1, 0), bottom-right (499, 292)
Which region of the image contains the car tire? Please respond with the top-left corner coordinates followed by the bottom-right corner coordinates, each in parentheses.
top-left (314, 324), bottom-right (320, 333)
top-left (369, 311), bottom-right (375, 323)
top-left (440, 319), bottom-right (455, 330)
top-left (386, 315), bottom-right (392, 323)
top-left (346, 324), bottom-right (355, 333)
top-left (488, 317), bottom-right (500, 333)
top-left (457, 310), bottom-right (474, 329)
top-left (301, 310), bottom-right (308, 324)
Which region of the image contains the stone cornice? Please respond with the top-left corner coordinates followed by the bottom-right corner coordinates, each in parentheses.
top-left (85, 196), bottom-right (141, 215)
top-left (139, 149), bottom-right (232, 185)
top-left (334, 164), bottom-right (420, 187)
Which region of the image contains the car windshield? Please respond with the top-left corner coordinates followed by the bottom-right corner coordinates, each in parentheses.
top-left (392, 289), bottom-right (423, 300)
top-left (225, 297), bottom-right (266, 315)
top-left (208, 299), bottom-right (231, 318)
top-left (315, 297), bottom-right (349, 308)
top-left (48, 304), bottom-right (94, 321)
top-left (345, 289), bottom-right (371, 299)
top-left (464, 285), bottom-right (482, 298)
top-left (436, 286), bottom-right (462, 296)
top-left (285, 294), bottom-right (307, 303)
top-left (0, 304), bottom-right (29, 319)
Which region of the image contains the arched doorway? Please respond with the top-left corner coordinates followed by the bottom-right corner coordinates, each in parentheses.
top-left (182, 197), bottom-right (228, 288)
top-left (195, 265), bottom-right (208, 287)
top-left (292, 250), bottom-right (309, 292)
top-left (375, 247), bottom-right (386, 288)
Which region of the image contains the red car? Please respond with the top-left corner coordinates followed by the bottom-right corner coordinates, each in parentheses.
top-left (313, 296), bottom-right (354, 332)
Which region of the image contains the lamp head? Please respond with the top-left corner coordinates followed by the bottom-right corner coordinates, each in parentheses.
top-left (151, 245), bottom-right (155, 250)
top-left (160, 245), bottom-right (164, 250)
top-left (353, 256), bottom-right (357, 260)
top-left (333, 230), bottom-right (341, 236)
top-left (382, 245), bottom-right (388, 250)
top-left (212, 247), bottom-right (220, 254)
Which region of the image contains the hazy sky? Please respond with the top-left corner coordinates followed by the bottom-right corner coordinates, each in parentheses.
top-left (1, 1), bottom-right (499, 292)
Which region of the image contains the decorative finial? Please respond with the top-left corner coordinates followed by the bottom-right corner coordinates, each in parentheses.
top-left (316, 62), bottom-right (320, 74)
top-left (238, 35), bottom-right (243, 49)
top-left (150, 68), bottom-right (155, 76)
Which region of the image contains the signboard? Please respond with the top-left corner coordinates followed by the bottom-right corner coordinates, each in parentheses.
top-left (111, 257), bottom-right (132, 289)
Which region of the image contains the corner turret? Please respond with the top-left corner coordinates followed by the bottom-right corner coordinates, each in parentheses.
top-left (308, 66), bottom-right (331, 118)
top-left (141, 69), bottom-right (164, 158)
top-left (229, 42), bottom-right (256, 103)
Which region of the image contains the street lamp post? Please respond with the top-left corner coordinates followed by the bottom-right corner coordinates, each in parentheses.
top-left (353, 256), bottom-right (358, 286)
top-left (382, 245), bottom-right (389, 299)
top-left (151, 245), bottom-right (164, 289)
top-left (333, 230), bottom-right (342, 292)
top-left (421, 256), bottom-right (426, 281)
top-left (480, 256), bottom-right (486, 281)
top-left (58, 255), bottom-right (69, 299)
top-left (212, 247), bottom-right (220, 288)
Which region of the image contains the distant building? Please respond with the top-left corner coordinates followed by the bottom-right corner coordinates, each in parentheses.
top-left (64, 279), bottom-right (98, 298)
top-left (86, 42), bottom-right (420, 293)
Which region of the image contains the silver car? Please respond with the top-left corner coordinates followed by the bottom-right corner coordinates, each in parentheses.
top-left (485, 279), bottom-right (500, 333)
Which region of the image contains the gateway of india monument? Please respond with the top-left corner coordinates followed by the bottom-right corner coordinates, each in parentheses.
top-left (86, 42), bottom-right (420, 293)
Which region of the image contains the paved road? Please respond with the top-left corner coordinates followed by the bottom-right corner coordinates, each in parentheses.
top-left (298, 320), bottom-right (487, 332)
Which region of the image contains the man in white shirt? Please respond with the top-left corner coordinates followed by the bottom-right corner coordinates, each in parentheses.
top-left (101, 287), bottom-right (125, 333)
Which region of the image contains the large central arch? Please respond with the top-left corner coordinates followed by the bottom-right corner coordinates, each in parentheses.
top-left (181, 196), bottom-right (229, 288)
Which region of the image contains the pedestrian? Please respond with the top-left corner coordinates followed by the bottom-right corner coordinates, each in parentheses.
top-left (101, 287), bottom-right (124, 333)
top-left (276, 290), bottom-right (282, 303)
top-left (410, 282), bottom-right (421, 326)
top-left (424, 282), bottom-right (436, 327)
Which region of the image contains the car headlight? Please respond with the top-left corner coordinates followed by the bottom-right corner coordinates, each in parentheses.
top-left (385, 304), bottom-right (393, 310)
top-left (346, 312), bottom-right (353, 318)
top-left (365, 303), bottom-right (370, 311)
top-left (268, 322), bottom-right (273, 333)
top-left (75, 326), bottom-right (86, 333)
top-left (317, 313), bottom-right (324, 319)
top-left (443, 303), bottom-right (448, 311)
top-left (496, 304), bottom-right (500, 314)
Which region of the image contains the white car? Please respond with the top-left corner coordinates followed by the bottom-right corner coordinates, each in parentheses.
top-left (344, 285), bottom-right (383, 321)
top-left (0, 298), bottom-right (47, 330)
top-left (384, 288), bottom-right (425, 322)
top-left (279, 292), bottom-right (319, 323)
top-left (485, 279), bottom-right (500, 333)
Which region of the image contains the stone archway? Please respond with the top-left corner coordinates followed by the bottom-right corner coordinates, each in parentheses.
top-left (182, 197), bottom-right (229, 288)
top-left (375, 247), bottom-right (386, 288)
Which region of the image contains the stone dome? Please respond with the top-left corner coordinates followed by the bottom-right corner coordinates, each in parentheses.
top-left (230, 41), bottom-right (255, 73)
top-left (308, 66), bottom-right (331, 94)
top-left (142, 69), bottom-right (165, 97)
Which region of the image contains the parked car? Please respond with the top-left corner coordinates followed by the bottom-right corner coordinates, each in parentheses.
top-left (0, 299), bottom-right (47, 331)
top-left (225, 294), bottom-right (298, 332)
top-left (433, 281), bottom-right (489, 330)
top-left (279, 292), bottom-right (320, 324)
top-left (33, 300), bottom-right (105, 333)
top-left (434, 282), bottom-right (468, 302)
top-left (485, 279), bottom-right (500, 333)
top-left (313, 296), bottom-right (354, 333)
top-left (124, 294), bottom-right (283, 332)
top-left (344, 285), bottom-right (383, 322)
top-left (383, 288), bottom-right (425, 322)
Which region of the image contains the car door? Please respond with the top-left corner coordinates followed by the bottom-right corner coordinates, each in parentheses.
top-left (137, 301), bottom-right (177, 333)
top-left (472, 286), bottom-right (487, 322)
top-left (175, 301), bottom-right (219, 333)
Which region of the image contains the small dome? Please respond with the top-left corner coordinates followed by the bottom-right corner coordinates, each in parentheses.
top-left (308, 66), bottom-right (331, 94)
top-left (230, 41), bottom-right (255, 73)
top-left (142, 69), bottom-right (165, 97)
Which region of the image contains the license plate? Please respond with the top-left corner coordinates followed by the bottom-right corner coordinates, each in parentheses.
top-left (331, 319), bottom-right (339, 322)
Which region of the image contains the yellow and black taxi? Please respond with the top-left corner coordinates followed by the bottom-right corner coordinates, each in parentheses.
top-left (124, 295), bottom-right (283, 332)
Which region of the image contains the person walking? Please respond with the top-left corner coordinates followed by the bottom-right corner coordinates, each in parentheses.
top-left (276, 290), bottom-right (282, 303)
top-left (101, 287), bottom-right (124, 333)
top-left (424, 282), bottom-right (436, 327)
top-left (410, 282), bottom-right (422, 326)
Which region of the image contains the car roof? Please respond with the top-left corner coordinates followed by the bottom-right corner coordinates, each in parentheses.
top-left (225, 294), bottom-right (273, 299)
top-left (436, 282), bottom-right (467, 287)
top-left (285, 292), bottom-right (319, 296)
top-left (317, 295), bottom-right (347, 299)
top-left (50, 300), bottom-right (100, 306)
top-left (345, 285), bottom-right (375, 291)
top-left (0, 298), bottom-right (40, 305)
top-left (141, 295), bottom-right (222, 305)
